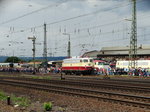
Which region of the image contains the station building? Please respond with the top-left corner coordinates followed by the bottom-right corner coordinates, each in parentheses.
top-left (82, 45), bottom-right (150, 61)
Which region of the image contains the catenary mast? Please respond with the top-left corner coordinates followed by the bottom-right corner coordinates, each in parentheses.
top-left (129, 0), bottom-right (137, 68)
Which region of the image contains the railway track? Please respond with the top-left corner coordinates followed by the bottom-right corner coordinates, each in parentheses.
top-left (0, 79), bottom-right (149, 109)
top-left (0, 73), bottom-right (150, 83)
top-left (2, 77), bottom-right (150, 93)
top-left (61, 78), bottom-right (150, 87)
top-left (1, 74), bottom-right (150, 88)
top-left (50, 74), bottom-right (150, 83)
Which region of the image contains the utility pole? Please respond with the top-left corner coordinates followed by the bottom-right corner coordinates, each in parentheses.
top-left (129, 0), bottom-right (137, 68)
top-left (43, 23), bottom-right (48, 71)
top-left (63, 33), bottom-right (71, 58)
top-left (43, 23), bottom-right (47, 60)
top-left (28, 36), bottom-right (36, 74)
top-left (68, 35), bottom-right (71, 58)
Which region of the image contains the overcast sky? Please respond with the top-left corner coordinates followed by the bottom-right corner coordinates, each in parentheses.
top-left (0, 0), bottom-right (150, 57)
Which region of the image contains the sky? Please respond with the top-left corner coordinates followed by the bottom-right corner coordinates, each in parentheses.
top-left (0, 0), bottom-right (150, 57)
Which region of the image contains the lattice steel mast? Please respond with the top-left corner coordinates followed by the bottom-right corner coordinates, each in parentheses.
top-left (129, 0), bottom-right (137, 68)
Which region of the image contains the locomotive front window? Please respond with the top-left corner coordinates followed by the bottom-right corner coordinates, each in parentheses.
top-left (104, 62), bottom-right (109, 65)
top-left (98, 62), bottom-right (103, 65)
top-left (83, 59), bottom-right (88, 62)
top-left (89, 59), bottom-right (93, 62)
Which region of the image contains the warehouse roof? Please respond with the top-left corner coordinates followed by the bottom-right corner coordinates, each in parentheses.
top-left (82, 45), bottom-right (150, 57)
top-left (82, 50), bottom-right (99, 57)
top-left (101, 45), bottom-right (150, 51)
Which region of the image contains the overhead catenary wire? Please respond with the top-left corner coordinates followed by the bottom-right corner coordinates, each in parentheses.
top-left (97, 33), bottom-right (150, 45)
top-left (1, 0), bottom-right (145, 34)
top-left (0, 0), bottom-right (69, 25)
top-left (5, 15), bottom-right (150, 47)
top-left (11, 32), bottom-right (150, 57)
top-left (42, 0), bottom-right (144, 26)
top-left (42, 21), bottom-right (150, 42)
top-left (49, 31), bottom-right (150, 52)
top-left (5, 1), bottom-right (150, 37)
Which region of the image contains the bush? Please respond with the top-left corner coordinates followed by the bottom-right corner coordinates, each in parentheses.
top-left (44, 102), bottom-right (52, 111)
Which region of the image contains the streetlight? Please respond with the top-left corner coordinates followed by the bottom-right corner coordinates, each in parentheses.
top-left (63, 33), bottom-right (71, 58)
top-left (28, 36), bottom-right (36, 74)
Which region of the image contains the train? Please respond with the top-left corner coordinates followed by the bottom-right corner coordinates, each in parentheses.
top-left (61, 57), bottom-right (110, 75)
top-left (0, 63), bottom-right (20, 68)
top-left (116, 60), bottom-right (150, 68)
top-left (61, 57), bottom-right (94, 75)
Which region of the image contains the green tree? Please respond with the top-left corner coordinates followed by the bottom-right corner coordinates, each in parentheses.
top-left (4, 56), bottom-right (24, 63)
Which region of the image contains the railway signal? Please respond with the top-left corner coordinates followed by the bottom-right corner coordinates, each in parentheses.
top-left (28, 36), bottom-right (36, 74)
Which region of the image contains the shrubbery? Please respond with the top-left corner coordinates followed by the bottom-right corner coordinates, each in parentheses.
top-left (44, 102), bottom-right (52, 111)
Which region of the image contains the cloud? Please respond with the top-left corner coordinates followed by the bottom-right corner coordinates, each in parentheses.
top-left (137, 0), bottom-right (150, 12)
top-left (0, 0), bottom-right (149, 56)
top-left (0, 0), bottom-right (9, 13)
